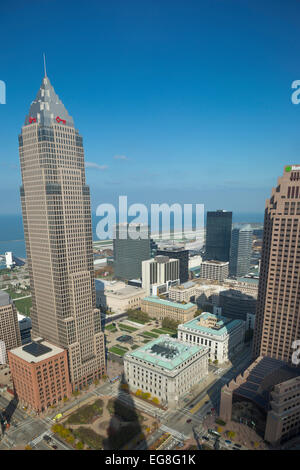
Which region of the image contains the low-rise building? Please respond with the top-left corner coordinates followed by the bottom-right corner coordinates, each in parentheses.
top-left (200, 260), bottom-right (229, 282)
top-left (8, 338), bottom-right (72, 413)
top-left (141, 296), bottom-right (197, 323)
top-left (178, 312), bottom-right (245, 364)
top-left (169, 281), bottom-right (226, 309)
top-left (124, 335), bottom-right (208, 408)
top-left (223, 277), bottom-right (259, 298)
top-left (219, 356), bottom-right (300, 446)
top-left (95, 279), bottom-right (145, 313)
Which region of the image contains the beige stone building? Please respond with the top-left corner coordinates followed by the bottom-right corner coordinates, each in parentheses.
top-left (141, 296), bottom-right (197, 323)
top-left (95, 280), bottom-right (145, 313)
top-left (0, 291), bottom-right (21, 364)
top-left (124, 335), bottom-right (208, 408)
top-left (17, 73), bottom-right (105, 390)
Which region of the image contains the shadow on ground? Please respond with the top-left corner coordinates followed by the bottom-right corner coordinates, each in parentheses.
top-left (103, 373), bottom-right (148, 450)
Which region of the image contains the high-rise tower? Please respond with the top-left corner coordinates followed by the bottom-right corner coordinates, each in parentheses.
top-left (253, 165), bottom-right (300, 363)
top-left (205, 210), bottom-right (232, 262)
top-left (229, 224), bottom-right (253, 277)
top-left (18, 73), bottom-right (105, 389)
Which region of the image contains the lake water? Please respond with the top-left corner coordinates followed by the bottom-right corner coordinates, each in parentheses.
top-left (0, 212), bottom-right (264, 261)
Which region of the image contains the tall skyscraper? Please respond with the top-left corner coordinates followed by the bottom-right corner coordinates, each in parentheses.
top-left (253, 165), bottom-right (300, 363)
top-left (0, 291), bottom-right (21, 364)
top-left (156, 247), bottom-right (189, 283)
top-left (18, 73), bottom-right (105, 390)
top-left (229, 224), bottom-right (253, 277)
top-left (205, 210), bottom-right (232, 262)
top-left (113, 223), bottom-right (153, 280)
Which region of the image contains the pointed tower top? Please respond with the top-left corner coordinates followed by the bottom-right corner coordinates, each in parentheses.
top-left (43, 53), bottom-right (47, 77)
top-left (25, 74), bottom-right (74, 127)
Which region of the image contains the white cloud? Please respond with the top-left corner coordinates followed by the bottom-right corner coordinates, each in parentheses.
top-left (113, 155), bottom-right (128, 160)
top-left (85, 162), bottom-right (108, 170)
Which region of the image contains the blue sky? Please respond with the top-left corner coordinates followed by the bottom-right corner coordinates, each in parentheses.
top-left (1, 0), bottom-right (300, 215)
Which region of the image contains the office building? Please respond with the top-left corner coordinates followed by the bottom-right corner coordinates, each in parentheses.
top-left (219, 166), bottom-right (300, 447)
top-left (200, 260), bottom-right (229, 282)
top-left (142, 255), bottom-right (179, 296)
top-left (113, 223), bottom-right (154, 280)
top-left (156, 247), bottom-right (189, 283)
top-left (219, 356), bottom-right (300, 446)
top-left (178, 312), bottom-right (245, 364)
top-left (141, 296), bottom-right (197, 323)
top-left (124, 335), bottom-right (208, 408)
top-left (229, 225), bottom-right (253, 277)
top-left (0, 291), bottom-right (21, 363)
top-left (18, 314), bottom-right (32, 345)
top-left (223, 277), bottom-right (259, 297)
top-left (205, 210), bottom-right (232, 262)
top-left (253, 165), bottom-right (300, 363)
top-left (17, 73), bottom-right (105, 390)
top-left (218, 289), bottom-right (257, 321)
top-left (8, 339), bottom-right (72, 412)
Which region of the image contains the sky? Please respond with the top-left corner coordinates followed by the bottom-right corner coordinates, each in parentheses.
top-left (1, 0), bottom-right (300, 216)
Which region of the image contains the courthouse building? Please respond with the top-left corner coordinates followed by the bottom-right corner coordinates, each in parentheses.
top-left (124, 335), bottom-right (208, 408)
top-left (178, 312), bottom-right (245, 364)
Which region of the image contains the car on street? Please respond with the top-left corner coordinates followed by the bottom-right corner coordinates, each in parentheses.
top-left (234, 443), bottom-right (242, 448)
top-left (202, 436), bottom-right (209, 441)
top-left (225, 440), bottom-right (232, 444)
top-left (186, 419), bottom-right (192, 423)
top-left (51, 444), bottom-right (58, 450)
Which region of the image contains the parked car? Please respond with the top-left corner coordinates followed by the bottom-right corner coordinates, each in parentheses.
top-left (234, 443), bottom-right (242, 449)
top-left (225, 440), bottom-right (232, 444)
top-left (186, 419), bottom-right (192, 423)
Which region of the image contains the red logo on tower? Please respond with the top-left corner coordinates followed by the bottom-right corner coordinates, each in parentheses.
top-left (29, 117), bottom-right (37, 124)
top-left (56, 116), bottom-right (66, 125)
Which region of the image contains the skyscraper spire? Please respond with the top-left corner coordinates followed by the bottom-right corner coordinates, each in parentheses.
top-left (43, 52), bottom-right (47, 77)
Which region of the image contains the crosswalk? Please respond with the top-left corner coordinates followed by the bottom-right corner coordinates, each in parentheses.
top-left (30, 431), bottom-right (53, 447)
top-left (160, 425), bottom-right (188, 441)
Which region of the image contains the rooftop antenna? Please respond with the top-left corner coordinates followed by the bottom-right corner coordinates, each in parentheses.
top-left (43, 52), bottom-right (47, 77)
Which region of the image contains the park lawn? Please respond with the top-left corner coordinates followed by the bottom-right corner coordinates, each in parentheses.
top-left (151, 328), bottom-right (176, 335)
top-left (118, 323), bottom-right (138, 332)
top-left (73, 427), bottom-right (103, 450)
top-left (141, 331), bottom-right (159, 338)
top-left (4, 287), bottom-right (31, 299)
top-left (14, 297), bottom-right (32, 316)
top-left (66, 399), bottom-right (104, 425)
top-left (109, 346), bottom-right (128, 356)
top-left (131, 344), bottom-right (140, 350)
top-left (105, 324), bottom-right (117, 332)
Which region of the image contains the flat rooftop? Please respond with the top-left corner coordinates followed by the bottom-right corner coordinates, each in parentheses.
top-left (107, 285), bottom-right (145, 298)
top-left (202, 260), bottom-right (229, 265)
top-left (0, 290), bottom-right (10, 307)
top-left (142, 296), bottom-right (196, 310)
top-left (171, 281), bottom-right (196, 290)
top-left (180, 312), bottom-right (243, 336)
top-left (10, 338), bottom-right (65, 363)
top-left (125, 335), bottom-right (205, 370)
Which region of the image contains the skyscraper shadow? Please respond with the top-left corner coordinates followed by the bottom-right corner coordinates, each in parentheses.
top-left (103, 373), bottom-right (148, 450)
